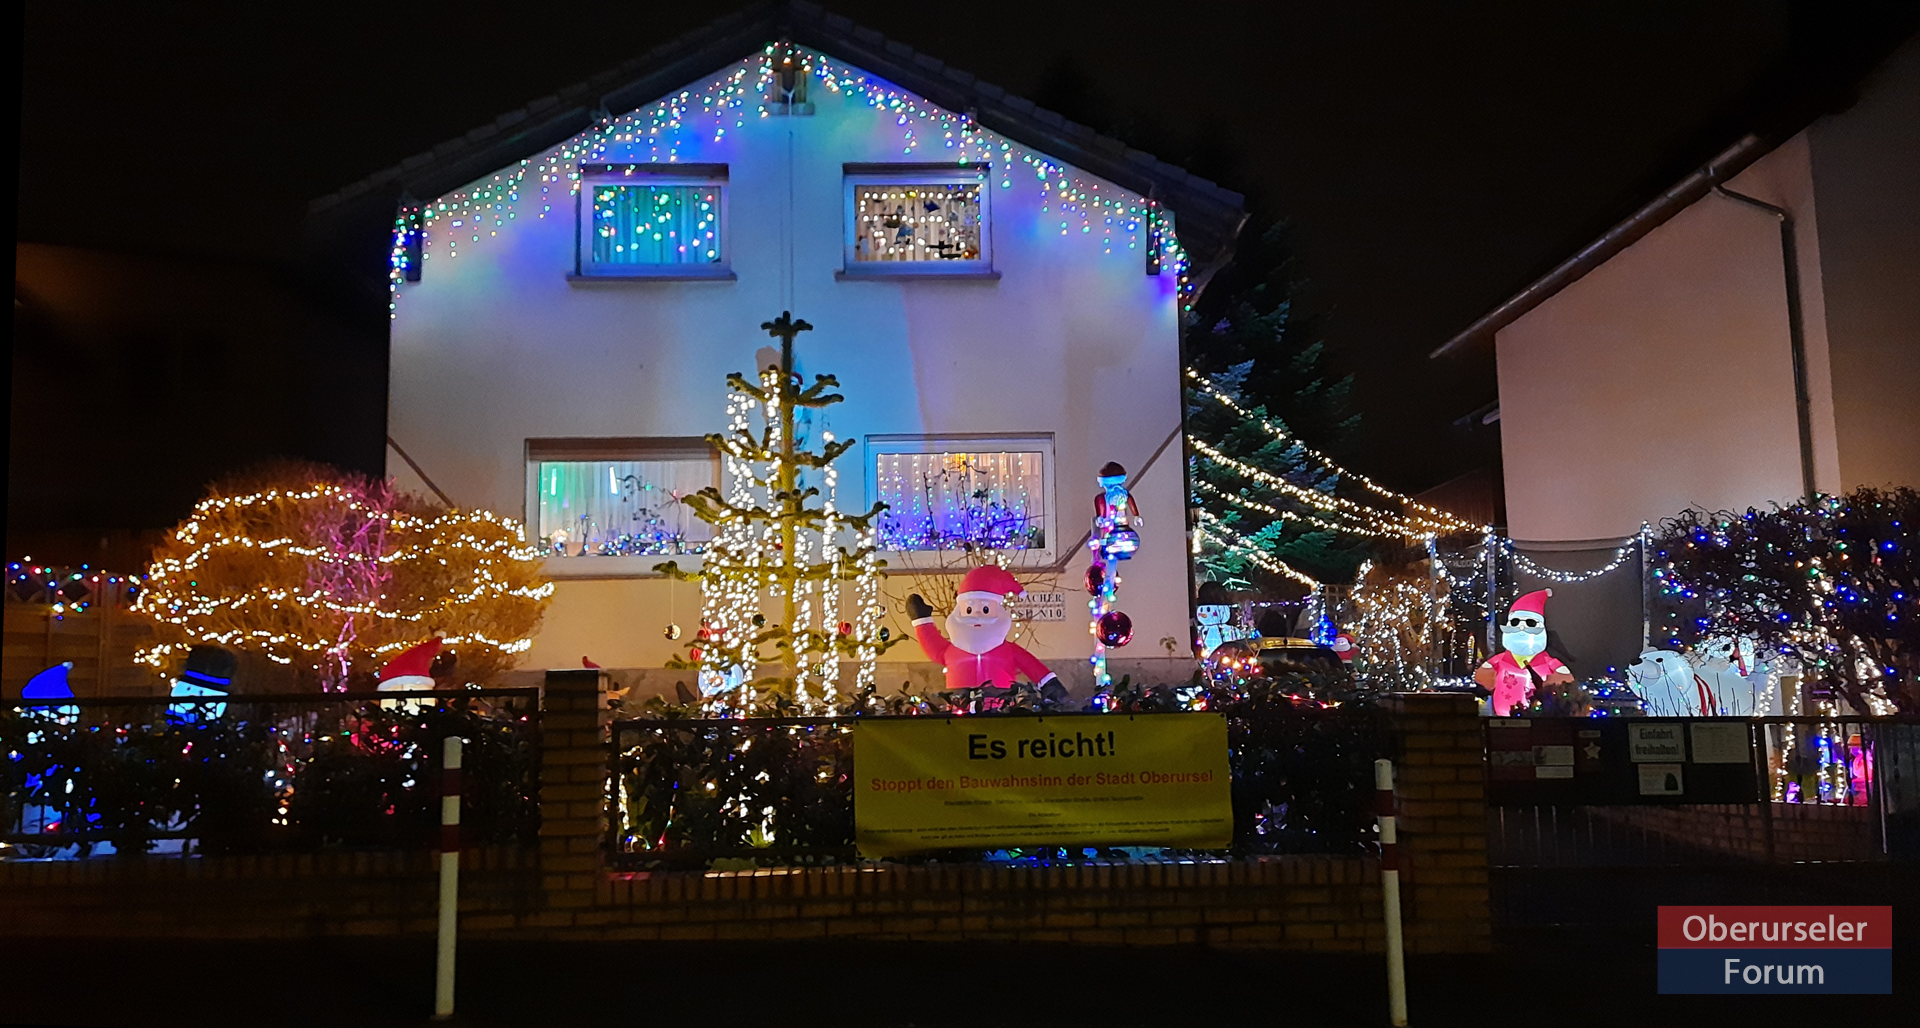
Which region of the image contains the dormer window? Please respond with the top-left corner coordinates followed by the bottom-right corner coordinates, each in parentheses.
top-left (574, 164), bottom-right (730, 279)
top-left (842, 164), bottom-right (993, 277)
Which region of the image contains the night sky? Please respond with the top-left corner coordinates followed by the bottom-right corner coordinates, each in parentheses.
top-left (15, 1), bottom-right (1917, 542)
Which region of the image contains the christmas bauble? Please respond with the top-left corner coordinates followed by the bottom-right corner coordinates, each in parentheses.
top-left (879, 627), bottom-right (891, 641)
top-left (690, 647), bottom-right (705, 662)
top-left (1085, 563), bottom-right (1106, 595)
top-left (664, 623), bottom-right (682, 640)
top-left (1097, 611), bottom-right (1134, 648)
top-left (1105, 526), bottom-right (1141, 560)
top-left (752, 614), bottom-right (767, 627)
top-left (838, 622), bottom-right (852, 635)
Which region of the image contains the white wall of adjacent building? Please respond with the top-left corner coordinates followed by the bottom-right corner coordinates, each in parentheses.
top-left (1494, 36), bottom-right (1920, 545)
top-left (385, 55), bottom-right (1193, 682)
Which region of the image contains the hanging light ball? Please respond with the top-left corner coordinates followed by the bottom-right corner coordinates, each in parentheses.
top-left (1097, 611), bottom-right (1134, 648)
top-left (664, 623), bottom-right (683, 641)
top-left (1086, 563), bottom-right (1106, 595)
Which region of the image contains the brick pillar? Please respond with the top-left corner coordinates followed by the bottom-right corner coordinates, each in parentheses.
top-left (538, 668), bottom-right (609, 923)
top-left (1381, 692), bottom-right (1492, 953)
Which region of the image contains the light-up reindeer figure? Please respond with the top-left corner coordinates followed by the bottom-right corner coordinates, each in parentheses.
top-left (1087, 462), bottom-right (1142, 701)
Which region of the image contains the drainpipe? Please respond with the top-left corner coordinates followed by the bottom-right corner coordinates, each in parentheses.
top-left (1707, 174), bottom-right (1818, 500)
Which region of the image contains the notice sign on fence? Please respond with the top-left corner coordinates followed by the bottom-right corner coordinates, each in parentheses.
top-left (853, 714), bottom-right (1232, 857)
top-left (1658, 906), bottom-right (1892, 993)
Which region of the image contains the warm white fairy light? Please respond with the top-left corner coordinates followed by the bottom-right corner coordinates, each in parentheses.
top-left (131, 485), bottom-right (551, 682)
top-left (1187, 368), bottom-right (1485, 534)
top-left (1190, 508), bottom-right (1320, 588)
top-left (1189, 438), bottom-right (1469, 537)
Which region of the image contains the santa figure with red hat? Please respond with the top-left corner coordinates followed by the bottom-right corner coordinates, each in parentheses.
top-left (1473, 589), bottom-right (1573, 716)
top-left (906, 566), bottom-right (1065, 696)
top-left (376, 637), bottom-right (443, 691)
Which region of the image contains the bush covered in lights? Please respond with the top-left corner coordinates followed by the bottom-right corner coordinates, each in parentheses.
top-left (1651, 487), bottom-right (1919, 716)
top-left (134, 461), bottom-right (552, 691)
top-left (3, 696), bottom-right (538, 856)
top-left (611, 674), bottom-right (1381, 869)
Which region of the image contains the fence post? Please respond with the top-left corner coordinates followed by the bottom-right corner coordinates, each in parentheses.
top-left (435, 735), bottom-right (463, 1020)
top-left (1376, 758), bottom-right (1409, 1027)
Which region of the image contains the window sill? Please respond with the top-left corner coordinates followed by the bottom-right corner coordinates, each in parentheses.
top-left (568, 269), bottom-right (735, 284)
top-left (836, 267), bottom-right (1000, 281)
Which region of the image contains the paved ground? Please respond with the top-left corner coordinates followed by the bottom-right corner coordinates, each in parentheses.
top-left (1, 935), bottom-right (1910, 1027)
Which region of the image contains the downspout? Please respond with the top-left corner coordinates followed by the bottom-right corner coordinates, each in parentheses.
top-left (1707, 174), bottom-right (1818, 500)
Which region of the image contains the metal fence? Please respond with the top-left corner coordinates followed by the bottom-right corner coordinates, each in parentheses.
top-left (610, 705), bottom-right (1384, 870)
top-left (3, 689), bottom-right (541, 857)
top-left (1488, 717), bottom-right (1917, 867)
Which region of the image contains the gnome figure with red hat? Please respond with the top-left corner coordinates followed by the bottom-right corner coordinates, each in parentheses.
top-left (377, 637), bottom-right (443, 692)
top-left (1474, 589), bottom-right (1573, 715)
top-left (907, 566), bottom-right (1066, 700)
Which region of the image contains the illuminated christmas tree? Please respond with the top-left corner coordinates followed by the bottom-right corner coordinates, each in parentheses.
top-left (655, 313), bottom-right (890, 713)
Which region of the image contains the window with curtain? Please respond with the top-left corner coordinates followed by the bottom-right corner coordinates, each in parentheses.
top-left (526, 440), bottom-right (716, 558)
top-left (591, 184), bottom-right (722, 265)
top-left (576, 166), bottom-right (727, 275)
top-left (872, 446), bottom-right (1047, 552)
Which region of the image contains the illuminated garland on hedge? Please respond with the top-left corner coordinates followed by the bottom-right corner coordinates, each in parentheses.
top-left (389, 47), bottom-right (1193, 319)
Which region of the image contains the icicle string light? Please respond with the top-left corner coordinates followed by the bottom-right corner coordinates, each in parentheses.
top-left (389, 48), bottom-right (1192, 319)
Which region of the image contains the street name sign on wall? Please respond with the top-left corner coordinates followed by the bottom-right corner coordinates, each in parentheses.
top-left (853, 714), bottom-right (1232, 857)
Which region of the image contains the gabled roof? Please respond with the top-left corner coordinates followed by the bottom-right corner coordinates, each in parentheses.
top-left (308, 1), bottom-right (1246, 266)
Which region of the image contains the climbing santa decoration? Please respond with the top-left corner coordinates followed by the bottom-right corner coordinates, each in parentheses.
top-left (1473, 589), bottom-right (1573, 716)
top-left (908, 566), bottom-right (1065, 702)
top-left (1087, 462), bottom-right (1140, 692)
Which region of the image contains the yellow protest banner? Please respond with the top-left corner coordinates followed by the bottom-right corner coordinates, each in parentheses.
top-left (853, 713), bottom-right (1232, 857)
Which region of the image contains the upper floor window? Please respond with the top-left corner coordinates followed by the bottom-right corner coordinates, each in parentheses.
top-left (576, 165), bottom-right (728, 278)
top-left (868, 435), bottom-right (1050, 556)
top-left (525, 438), bottom-right (716, 562)
top-left (843, 164), bottom-right (992, 276)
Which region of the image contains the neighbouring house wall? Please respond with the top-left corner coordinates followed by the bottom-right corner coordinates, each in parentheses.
top-left (1495, 134), bottom-right (1828, 544)
top-left (386, 55), bottom-right (1190, 673)
top-left (1809, 37), bottom-right (1920, 493)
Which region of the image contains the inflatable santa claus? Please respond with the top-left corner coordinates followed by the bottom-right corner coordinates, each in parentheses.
top-left (1473, 589), bottom-right (1573, 716)
top-left (907, 566), bottom-right (1065, 696)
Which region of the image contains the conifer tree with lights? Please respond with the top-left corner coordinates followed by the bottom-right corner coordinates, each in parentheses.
top-left (1650, 487), bottom-right (1919, 716)
top-left (1184, 223), bottom-right (1368, 592)
top-left (654, 313), bottom-right (892, 714)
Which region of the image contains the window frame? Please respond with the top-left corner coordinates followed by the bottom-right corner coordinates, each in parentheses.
top-left (864, 433), bottom-right (1055, 564)
top-left (523, 437), bottom-right (719, 577)
top-left (572, 164), bottom-right (733, 281)
top-left (841, 163), bottom-right (995, 278)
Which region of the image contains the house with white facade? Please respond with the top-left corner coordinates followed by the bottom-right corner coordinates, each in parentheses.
top-left (308, 3), bottom-right (1246, 695)
top-left (1430, 36), bottom-right (1919, 675)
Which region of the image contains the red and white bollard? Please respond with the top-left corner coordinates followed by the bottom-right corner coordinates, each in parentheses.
top-left (1376, 758), bottom-right (1408, 1027)
top-left (435, 736), bottom-right (463, 1020)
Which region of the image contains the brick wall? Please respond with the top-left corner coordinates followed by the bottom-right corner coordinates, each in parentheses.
top-left (2, 676), bottom-right (1492, 953)
top-left (1590, 802), bottom-right (1879, 862)
top-left (1379, 693), bottom-right (1495, 953)
top-left (0, 848), bottom-right (538, 937)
